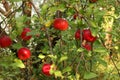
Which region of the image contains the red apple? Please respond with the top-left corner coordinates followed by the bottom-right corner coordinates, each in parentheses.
top-left (20, 27), bottom-right (32, 41)
top-left (0, 35), bottom-right (12, 48)
top-left (42, 64), bottom-right (51, 76)
top-left (75, 29), bottom-right (81, 40)
top-left (82, 43), bottom-right (92, 51)
top-left (17, 47), bottom-right (31, 60)
top-left (89, 0), bottom-right (97, 3)
top-left (53, 18), bottom-right (68, 31)
top-left (82, 29), bottom-right (97, 42)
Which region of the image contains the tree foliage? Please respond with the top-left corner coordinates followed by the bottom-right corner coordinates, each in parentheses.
top-left (0, 0), bottom-right (120, 80)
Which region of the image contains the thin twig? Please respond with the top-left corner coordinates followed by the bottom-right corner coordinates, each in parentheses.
top-left (45, 28), bottom-right (54, 54)
top-left (110, 56), bottom-right (120, 77)
top-left (2, 0), bottom-right (11, 11)
top-left (0, 7), bottom-right (5, 15)
top-left (31, 2), bottom-right (40, 18)
top-left (0, 4), bottom-right (22, 24)
top-left (31, 0), bottom-right (54, 55)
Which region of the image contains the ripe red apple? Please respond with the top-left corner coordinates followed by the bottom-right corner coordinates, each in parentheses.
top-left (17, 47), bottom-right (31, 60)
top-left (20, 27), bottom-right (32, 41)
top-left (42, 64), bottom-right (51, 76)
top-left (0, 35), bottom-right (12, 48)
top-left (75, 29), bottom-right (81, 40)
top-left (89, 0), bottom-right (97, 3)
top-left (82, 43), bottom-right (92, 51)
top-left (53, 18), bottom-right (68, 31)
top-left (82, 29), bottom-right (97, 42)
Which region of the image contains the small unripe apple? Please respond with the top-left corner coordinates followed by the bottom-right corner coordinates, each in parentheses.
top-left (42, 64), bottom-right (51, 76)
top-left (17, 47), bottom-right (31, 60)
top-left (75, 29), bottom-right (81, 40)
top-left (89, 0), bottom-right (98, 3)
top-left (53, 18), bottom-right (68, 31)
top-left (82, 29), bottom-right (97, 42)
top-left (20, 27), bottom-right (32, 41)
top-left (0, 35), bottom-right (12, 48)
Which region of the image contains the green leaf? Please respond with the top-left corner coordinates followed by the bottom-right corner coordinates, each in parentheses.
top-left (12, 43), bottom-right (22, 50)
top-left (10, 30), bottom-right (18, 39)
top-left (54, 70), bottom-right (63, 78)
top-left (13, 59), bottom-right (25, 68)
top-left (76, 73), bottom-right (80, 80)
top-left (9, 0), bottom-right (21, 2)
top-left (48, 54), bottom-right (57, 59)
top-left (59, 55), bottom-right (68, 63)
top-left (62, 66), bottom-right (72, 74)
top-left (94, 47), bottom-right (107, 53)
top-left (98, 59), bottom-right (107, 67)
top-left (84, 72), bottom-right (98, 79)
top-left (77, 48), bottom-right (84, 52)
top-left (0, 78), bottom-right (3, 80)
top-left (38, 54), bottom-right (45, 59)
top-left (27, 30), bottom-right (39, 36)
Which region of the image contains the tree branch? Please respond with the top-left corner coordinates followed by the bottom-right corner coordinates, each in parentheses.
top-left (2, 0), bottom-right (11, 11)
top-left (110, 54), bottom-right (120, 77)
top-left (31, 1), bottom-right (40, 18)
top-left (0, 7), bottom-right (5, 15)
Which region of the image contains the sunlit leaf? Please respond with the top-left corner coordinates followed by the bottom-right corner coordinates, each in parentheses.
top-left (62, 66), bottom-right (72, 74)
top-left (77, 48), bottom-right (84, 52)
top-left (13, 59), bottom-right (25, 68)
top-left (59, 55), bottom-right (68, 63)
top-left (38, 54), bottom-right (45, 59)
top-left (84, 72), bottom-right (98, 79)
top-left (54, 70), bottom-right (63, 78)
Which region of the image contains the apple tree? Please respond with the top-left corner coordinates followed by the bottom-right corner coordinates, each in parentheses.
top-left (0, 0), bottom-right (120, 80)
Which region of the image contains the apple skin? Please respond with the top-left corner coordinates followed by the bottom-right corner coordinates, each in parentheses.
top-left (0, 35), bottom-right (12, 48)
top-left (17, 47), bottom-right (31, 60)
top-left (82, 43), bottom-right (92, 51)
top-left (42, 64), bottom-right (51, 76)
top-left (20, 28), bottom-right (32, 41)
top-left (53, 18), bottom-right (68, 31)
top-left (75, 29), bottom-right (81, 40)
top-left (82, 29), bottom-right (97, 42)
top-left (89, 0), bottom-right (97, 3)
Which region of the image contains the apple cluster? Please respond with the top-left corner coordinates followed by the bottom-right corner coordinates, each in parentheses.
top-left (0, 17), bottom-right (97, 76)
top-left (0, 27), bottom-right (33, 60)
top-left (75, 28), bottom-right (97, 51)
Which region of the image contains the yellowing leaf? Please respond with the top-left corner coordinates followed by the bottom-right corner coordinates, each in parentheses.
top-left (13, 59), bottom-right (25, 68)
top-left (59, 56), bottom-right (68, 63)
top-left (38, 54), bottom-right (45, 59)
top-left (54, 70), bottom-right (63, 78)
top-left (45, 20), bottom-right (53, 27)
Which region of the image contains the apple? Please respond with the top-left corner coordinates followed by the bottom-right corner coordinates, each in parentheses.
top-left (82, 29), bottom-right (97, 42)
top-left (75, 29), bottom-right (81, 40)
top-left (17, 47), bottom-right (31, 60)
top-left (20, 27), bottom-right (32, 41)
top-left (0, 35), bottom-right (12, 48)
top-left (53, 18), bottom-right (68, 31)
top-left (89, 0), bottom-right (97, 3)
top-left (42, 63), bottom-right (51, 76)
top-left (82, 43), bottom-right (92, 51)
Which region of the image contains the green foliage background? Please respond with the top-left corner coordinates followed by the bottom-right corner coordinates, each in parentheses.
top-left (0, 0), bottom-right (120, 80)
